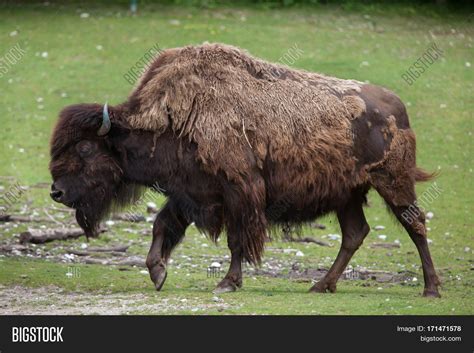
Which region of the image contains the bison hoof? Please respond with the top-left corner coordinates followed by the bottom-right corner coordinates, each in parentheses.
top-left (309, 281), bottom-right (337, 293)
top-left (149, 264), bottom-right (168, 291)
top-left (423, 288), bottom-right (441, 298)
top-left (213, 278), bottom-right (240, 294)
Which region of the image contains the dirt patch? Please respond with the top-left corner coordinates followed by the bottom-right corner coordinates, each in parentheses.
top-left (0, 285), bottom-right (233, 315)
top-left (288, 267), bottom-right (419, 284)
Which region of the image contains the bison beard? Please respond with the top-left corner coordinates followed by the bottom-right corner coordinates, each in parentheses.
top-left (75, 182), bottom-right (142, 239)
top-left (74, 187), bottom-right (114, 239)
top-left (76, 208), bottom-right (101, 239)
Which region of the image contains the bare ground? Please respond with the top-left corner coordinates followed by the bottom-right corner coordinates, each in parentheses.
top-left (0, 285), bottom-right (232, 315)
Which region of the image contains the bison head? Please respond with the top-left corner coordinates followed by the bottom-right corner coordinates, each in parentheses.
top-left (49, 103), bottom-right (125, 238)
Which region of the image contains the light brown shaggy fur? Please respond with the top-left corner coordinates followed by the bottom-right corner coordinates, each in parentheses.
top-left (127, 43), bottom-right (369, 195)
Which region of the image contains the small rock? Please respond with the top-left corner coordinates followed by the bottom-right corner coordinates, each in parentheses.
top-left (146, 202), bottom-right (158, 213)
top-left (378, 234), bottom-right (387, 240)
top-left (10, 30), bottom-right (18, 37)
top-left (426, 211), bottom-right (434, 219)
top-left (105, 220), bottom-right (115, 226)
top-left (80, 12), bottom-right (90, 18)
top-left (169, 19), bottom-right (181, 26)
top-left (374, 225), bottom-right (385, 231)
top-left (464, 247), bottom-right (471, 252)
top-left (209, 262), bottom-right (221, 268)
top-left (466, 62), bottom-right (471, 68)
top-left (139, 270), bottom-right (148, 275)
top-left (295, 250), bottom-right (304, 257)
top-left (63, 253), bottom-right (75, 261)
top-left (212, 296), bottom-right (221, 302)
top-left (41, 52), bottom-right (48, 58)
top-left (327, 234), bottom-right (341, 241)
top-left (80, 243), bottom-right (88, 249)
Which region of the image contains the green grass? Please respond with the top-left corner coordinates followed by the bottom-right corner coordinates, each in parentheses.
top-left (0, 2), bottom-right (472, 314)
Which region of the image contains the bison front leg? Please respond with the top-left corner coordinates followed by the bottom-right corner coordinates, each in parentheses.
top-left (146, 201), bottom-right (188, 291)
top-left (213, 176), bottom-right (267, 294)
top-left (214, 233), bottom-right (243, 294)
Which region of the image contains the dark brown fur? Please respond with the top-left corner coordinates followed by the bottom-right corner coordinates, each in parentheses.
top-left (49, 43), bottom-right (440, 297)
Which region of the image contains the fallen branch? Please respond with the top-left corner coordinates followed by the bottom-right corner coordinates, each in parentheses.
top-left (82, 256), bottom-right (145, 267)
top-left (43, 208), bottom-right (65, 226)
top-left (0, 214), bottom-right (56, 223)
top-left (19, 227), bottom-right (85, 244)
top-left (310, 223), bottom-right (326, 230)
top-left (19, 227), bottom-right (106, 244)
top-left (46, 206), bottom-right (75, 213)
top-left (369, 242), bottom-right (400, 249)
top-left (112, 213), bottom-right (146, 222)
top-left (286, 236), bottom-right (331, 247)
top-left (68, 245), bottom-right (129, 256)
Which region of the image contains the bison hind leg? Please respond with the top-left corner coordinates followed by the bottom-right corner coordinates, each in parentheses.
top-left (370, 169), bottom-right (441, 298)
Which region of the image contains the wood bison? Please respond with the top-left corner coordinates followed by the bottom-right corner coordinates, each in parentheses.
top-left (49, 43), bottom-right (441, 297)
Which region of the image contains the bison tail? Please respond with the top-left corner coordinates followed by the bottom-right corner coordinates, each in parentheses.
top-left (413, 167), bottom-right (437, 183)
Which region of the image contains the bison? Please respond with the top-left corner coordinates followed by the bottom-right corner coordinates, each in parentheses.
top-left (49, 43), bottom-right (441, 297)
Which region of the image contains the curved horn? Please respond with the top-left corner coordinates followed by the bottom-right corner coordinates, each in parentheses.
top-left (97, 102), bottom-right (111, 136)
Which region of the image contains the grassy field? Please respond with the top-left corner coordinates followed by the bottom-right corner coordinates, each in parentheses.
top-left (0, 1), bottom-right (472, 315)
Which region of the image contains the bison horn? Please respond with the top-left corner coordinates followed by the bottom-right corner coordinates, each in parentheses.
top-left (97, 102), bottom-right (111, 136)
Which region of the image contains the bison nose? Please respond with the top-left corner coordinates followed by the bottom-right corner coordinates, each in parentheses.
top-left (50, 184), bottom-right (64, 202)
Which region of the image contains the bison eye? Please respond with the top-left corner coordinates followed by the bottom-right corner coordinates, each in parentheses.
top-left (75, 141), bottom-right (94, 158)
